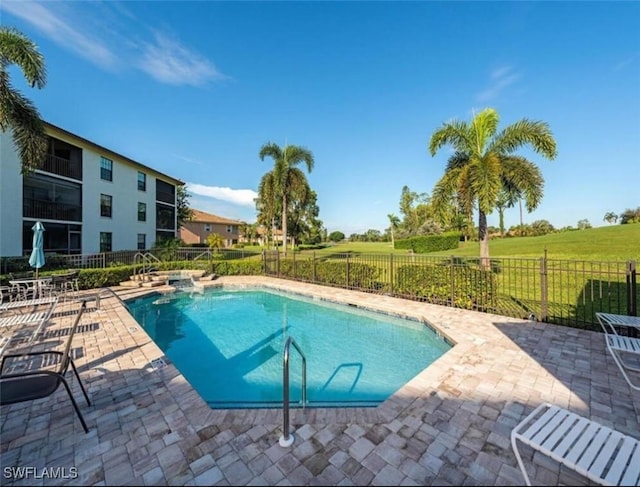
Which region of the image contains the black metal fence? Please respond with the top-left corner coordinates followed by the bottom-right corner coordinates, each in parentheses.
top-left (1, 248), bottom-right (637, 330)
top-left (263, 250), bottom-right (638, 331)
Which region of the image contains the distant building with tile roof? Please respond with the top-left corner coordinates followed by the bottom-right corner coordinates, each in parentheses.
top-left (179, 209), bottom-right (244, 247)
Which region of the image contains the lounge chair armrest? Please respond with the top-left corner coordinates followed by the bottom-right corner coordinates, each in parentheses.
top-left (0, 369), bottom-right (60, 380)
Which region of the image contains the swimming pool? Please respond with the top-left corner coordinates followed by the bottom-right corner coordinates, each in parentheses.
top-left (127, 287), bottom-right (451, 408)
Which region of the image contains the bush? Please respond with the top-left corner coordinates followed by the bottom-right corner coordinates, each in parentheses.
top-left (395, 233), bottom-right (460, 253)
top-left (276, 259), bottom-right (380, 288)
top-left (394, 263), bottom-right (496, 311)
top-left (212, 260), bottom-right (263, 275)
top-left (76, 266), bottom-right (133, 289)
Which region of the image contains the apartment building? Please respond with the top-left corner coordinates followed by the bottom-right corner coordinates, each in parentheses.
top-left (179, 209), bottom-right (243, 248)
top-left (0, 122), bottom-right (183, 257)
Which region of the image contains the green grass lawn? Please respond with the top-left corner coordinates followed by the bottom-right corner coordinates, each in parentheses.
top-left (278, 224), bottom-right (638, 261)
top-left (430, 224), bottom-right (640, 261)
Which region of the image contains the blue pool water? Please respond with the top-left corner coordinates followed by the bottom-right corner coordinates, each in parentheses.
top-left (127, 287), bottom-right (451, 408)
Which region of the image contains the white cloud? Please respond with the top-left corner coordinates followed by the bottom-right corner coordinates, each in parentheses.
top-left (139, 31), bottom-right (226, 86)
top-left (1, 1), bottom-right (118, 70)
top-left (0, 1), bottom-right (227, 86)
top-left (187, 183), bottom-right (258, 206)
top-left (476, 65), bottom-right (521, 102)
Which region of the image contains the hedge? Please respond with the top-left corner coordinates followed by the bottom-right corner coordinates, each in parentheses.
top-left (394, 263), bottom-right (496, 311)
top-left (395, 233), bottom-right (461, 253)
top-left (275, 259), bottom-right (380, 288)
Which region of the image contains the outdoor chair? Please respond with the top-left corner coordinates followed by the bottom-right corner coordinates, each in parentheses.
top-left (0, 301), bottom-right (91, 433)
top-left (511, 403), bottom-right (640, 486)
top-left (596, 313), bottom-right (640, 391)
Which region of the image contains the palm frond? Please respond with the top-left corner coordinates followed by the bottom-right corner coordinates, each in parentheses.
top-left (283, 145), bottom-right (314, 173)
top-left (501, 155), bottom-right (544, 211)
top-left (0, 27), bottom-right (47, 88)
top-left (490, 119), bottom-right (557, 159)
top-left (428, 120), bottom-right (473, 156)
top-left (259, 142), bottom-right (283, 162)
top-left (470, 108), bottom-right (499, 154)
top-left (445, 151), bottom-right (470, 171)
top-left (469, 153), bottom-right (501, 215)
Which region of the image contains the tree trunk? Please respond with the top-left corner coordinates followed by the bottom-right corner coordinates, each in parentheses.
top-left (498, 208), bottom-right (505, 237)
top-left (478, 210), bottom-right (490, 269)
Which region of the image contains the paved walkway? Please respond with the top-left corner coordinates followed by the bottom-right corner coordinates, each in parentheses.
top-left (1, 276), bottom-right (639, 486)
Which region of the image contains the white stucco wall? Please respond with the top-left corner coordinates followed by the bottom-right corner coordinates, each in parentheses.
top-left (1, 126), bottom-right (178, 257)
top-left (81, 151), bottom-right (158, 253)
top-left (0, 132), bottom-right (24, 257)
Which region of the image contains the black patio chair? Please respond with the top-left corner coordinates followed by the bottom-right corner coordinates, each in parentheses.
top-left (0, 301), bottom-right (91, 433)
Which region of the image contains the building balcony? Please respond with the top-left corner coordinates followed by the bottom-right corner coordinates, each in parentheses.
top-left (39, 153), bottom-right (82, 181)
top-left (23, 198), bottom-right (82, 221)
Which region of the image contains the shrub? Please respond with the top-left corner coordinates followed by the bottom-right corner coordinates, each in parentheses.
top-left (276, 259), bottom-right (380, 288)
top-left (395, 233), bottom-right (460, 253)
top-left (394, 263), bottom-right (496, 311)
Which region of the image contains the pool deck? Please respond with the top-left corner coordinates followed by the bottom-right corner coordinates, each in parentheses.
top-left (1, 276), bottom-right (639, 486)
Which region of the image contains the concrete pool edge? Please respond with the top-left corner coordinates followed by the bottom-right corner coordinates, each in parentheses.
top-left (116, 275), bottom-right (488, 427)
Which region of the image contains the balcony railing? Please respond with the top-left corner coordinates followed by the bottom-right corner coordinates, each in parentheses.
top-left (23, 198), bottom-right (82, 221)
top-left (39, 153), bottom-right (82, 180)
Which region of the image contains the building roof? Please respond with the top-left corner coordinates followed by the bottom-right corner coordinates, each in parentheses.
top-left (188, 209), bottom-right (244, 225)
top-left (44, 121), bottom-right (184, 186)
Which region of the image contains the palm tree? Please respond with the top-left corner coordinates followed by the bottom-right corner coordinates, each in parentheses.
top-left (429, 108), bottom-right (557, 267)
top-left (603, 212), bottom-right (618, 225)
top-left (0, 27), bottom-right (48, 174)
top-left (259, 142), bottom-right (314, 256)
top-left (255, 170), bottom-right (279, 249)
top-left (387, 213), bottom-right (400, 248)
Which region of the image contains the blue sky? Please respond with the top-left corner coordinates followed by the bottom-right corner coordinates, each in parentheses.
top-left (2, 1), bottom-right (639, 236)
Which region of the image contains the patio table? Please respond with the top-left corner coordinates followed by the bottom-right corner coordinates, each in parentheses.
top-left (9, 278), bottom-right (52, 300)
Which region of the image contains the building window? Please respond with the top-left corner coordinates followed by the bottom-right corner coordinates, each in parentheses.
top-left (100, 194), bottom-right (112, 218)
top-left (138, 202), bottom-right (146, 222)
top-left (137, 234), bottom-right (146, 250)
top-left (204, 224), bottom-right (211, 232)
top-left (138, 172), bottom-right (146, 191)
top-left (100, 157), bottom-right (113, 181)
top-left (227, 225), bottom-right (232, 233)
top-left (100, 232), bottom-right (112, 252)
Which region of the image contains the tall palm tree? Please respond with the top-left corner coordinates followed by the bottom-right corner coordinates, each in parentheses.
top-left (429, 108), bottom-right (557, 267)
top-left (255, 171), bottom-right (279, 249)
top-left (259, 142), bottom-right (314, 256)
top-left (0, 27), bottom-right (48, 174)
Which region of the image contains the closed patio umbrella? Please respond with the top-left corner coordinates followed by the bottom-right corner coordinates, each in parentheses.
top-left (28, 221), bottom-right (45, 279)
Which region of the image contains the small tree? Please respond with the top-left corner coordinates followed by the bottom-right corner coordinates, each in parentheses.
top-left (577, 219), bottom-right (592, 230)
top-left (176, 185), bottom-right (193, 228)
top-left (603, 212), bottom-right (618, 224)
top-left (206, 233), bottom-right (224, 258)
top-left (328, 231), bottom-right (345, 242)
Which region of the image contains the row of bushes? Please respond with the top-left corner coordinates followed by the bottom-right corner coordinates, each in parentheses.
top-left (268, 258), bottom-right (496, 310)
top-left (275, 259), bottom-right (382, 289)
top-left (394, 233), bottom-right (461, 253)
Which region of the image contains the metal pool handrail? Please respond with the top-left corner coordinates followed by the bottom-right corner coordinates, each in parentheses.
top-left (279, 336), bottom-right (307, 447)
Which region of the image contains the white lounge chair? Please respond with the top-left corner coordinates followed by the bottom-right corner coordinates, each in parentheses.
top-left (596, 312), bottom-right (640, 391)
top-left (511, 403), bottom-right (640, 486)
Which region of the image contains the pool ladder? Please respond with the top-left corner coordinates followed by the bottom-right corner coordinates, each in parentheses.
top-left (279, 337), bottom-right (307, 447)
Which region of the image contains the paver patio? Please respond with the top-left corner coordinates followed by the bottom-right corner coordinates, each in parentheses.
top-left (1, 276), bottom-right (639, 486)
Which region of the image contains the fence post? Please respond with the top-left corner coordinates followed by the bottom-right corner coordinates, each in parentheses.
top-left (450, 255), bottom-right (455, 306)
top-left (293, 250), bottom-right (296, 279)
top-left (390, 253), bottom-right (394, 294)
top-left (346, 253), bottom-right (350, 288)
top-left (276, 249), bottom-right (280, 277)
top-left (627, 260), bottom-right (637, 316)
top-left (312, 252), bottom-right (316, 283)
top-left (262, 251), bottom-right (266, 275)
top-left (540, 251), bottom-right (548, 322)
